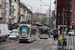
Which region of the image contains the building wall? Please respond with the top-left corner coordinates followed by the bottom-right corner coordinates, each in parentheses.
top-left (56, 0), bottom-right (70, 34)
top-left (6, 0), bottom-right (9, 23)
top-left (56, 0), bottom-right (70, 26)
top-left (0, 0), bottom-right (6, 22)
top-left (72, 0), bottom-right (75, 23)
top-left (20, 7), bottom-right (24, 22)
top-left (12, 2), bottom-right (18, 23)
top-left (0, 0), bottom-right (2, 18)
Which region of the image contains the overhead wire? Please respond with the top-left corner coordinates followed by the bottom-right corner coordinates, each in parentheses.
top-left (25, 4), bottom-right (48, 11)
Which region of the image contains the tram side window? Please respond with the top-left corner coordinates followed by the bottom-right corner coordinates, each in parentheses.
top-left (31, 29), bottom-right (37, 35)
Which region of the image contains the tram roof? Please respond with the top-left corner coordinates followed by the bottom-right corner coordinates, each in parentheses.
top-left (20, 24), bottom-right (32, 27)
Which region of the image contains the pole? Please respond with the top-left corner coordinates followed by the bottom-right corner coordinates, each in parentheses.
top-left (66, 13), bottom-right (67, 35)
top-left (31, 7), bottom-right (32, 25)
top-left (63, 7), bottom-right (65, 38)
top-left (40, 0), bottom-right (42, 24)
top-left (49, 0), bottom-right (51, 26)
top-left (62, 7), bottom-right (65, 50)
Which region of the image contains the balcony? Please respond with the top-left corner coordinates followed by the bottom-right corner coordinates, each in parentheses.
top-left (12, 9), bottom-right (15, 12)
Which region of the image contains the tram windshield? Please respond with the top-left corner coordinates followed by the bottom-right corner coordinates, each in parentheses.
top-left (20, 26), bottom-right (29, 36)
top-left (40, 29), bottom-right (48, 34)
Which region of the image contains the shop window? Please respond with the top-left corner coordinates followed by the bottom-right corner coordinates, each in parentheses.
top-left (58, 13), bottom-right (60, 16)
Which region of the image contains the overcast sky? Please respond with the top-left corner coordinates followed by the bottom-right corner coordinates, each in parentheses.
top-left (20, 0), bottom-right (55, 13)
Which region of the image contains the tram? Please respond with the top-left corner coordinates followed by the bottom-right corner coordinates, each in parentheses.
top-left (18, 24), bottom-right (37, 42)
top-left (39, 26), bottom-right (50, 39)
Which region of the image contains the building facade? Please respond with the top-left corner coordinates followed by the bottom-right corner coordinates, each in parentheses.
top-left (0, 0), bottom-right (6, 22)
top-left (11, 0), bottom-right (20, 23)
top-left (55, 0), bottom-right (70, 34)
top-left (72, 0), bottom-right (75, 31)
top-left (6, 0), bottom-right (9, 23)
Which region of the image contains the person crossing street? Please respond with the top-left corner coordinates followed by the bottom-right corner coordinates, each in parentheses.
top-left (53, 32), bottom-right (56, 41)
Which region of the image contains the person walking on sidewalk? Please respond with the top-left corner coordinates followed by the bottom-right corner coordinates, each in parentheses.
top-left (53, 33), bottom-right (56, 41)
top-left (56, 32), bottom-right (58, 40)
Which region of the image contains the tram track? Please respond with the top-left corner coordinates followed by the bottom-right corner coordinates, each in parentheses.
top-left (0, 41), bottom-right (18, 50)
top-left (11, 39), bottom-right (40, 50)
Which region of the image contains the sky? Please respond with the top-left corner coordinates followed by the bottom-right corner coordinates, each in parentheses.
top-left (20, 0), bottom-right (55, 13)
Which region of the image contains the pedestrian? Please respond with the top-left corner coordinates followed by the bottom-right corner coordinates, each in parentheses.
top-left (53, 33), bottom-right (56, 41)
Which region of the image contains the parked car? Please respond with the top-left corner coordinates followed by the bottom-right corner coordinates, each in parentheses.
top-left (8, 30), bottom-right (12, 36)
top-left (68, 30), bottom-right (75, 35)
top-left (12, 29), bottom-right (19, 36)
top-left (9, 29), bottom-right (19, 40)
top-left (9, 33), bottom-right (19, 40)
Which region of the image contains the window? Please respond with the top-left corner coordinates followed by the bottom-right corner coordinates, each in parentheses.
top-left (61, 20), bottom-right (63, 25)
top-left (6, 11), bottom-right (7, 15)
top-left (58, 20), bottom-right (60, 25)
top-left (62, 13), bottom-right (63, 16)
top-left (6, 3), bottom-right (8, 7)
top-left (65, 13), bottom-right (67, 17)
top-left (64, 20), bottom-right (67, 25)
top-left (70, 12), bottom-right (72, 16)
top-left (11, 12), bottom-right (14, 16)
top-left (12, 0), bottom-right (14, 2)
top-left (58, 13), bottom-right (60, 16)
top-left (12, 5), bottom-right (14, 9)
top-left (31, 29), bottom-right (36, 36)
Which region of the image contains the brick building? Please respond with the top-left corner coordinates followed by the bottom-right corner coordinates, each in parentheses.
top-left (54, 0), bottom-right (71, 34)
top-left (72, 0), bottom-right (75, 31)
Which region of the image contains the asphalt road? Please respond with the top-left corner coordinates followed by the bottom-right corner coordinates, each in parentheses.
top-left (0, 36), bottom-right (58, 50)
top-left (1, 35), bottom-right (75, 50)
